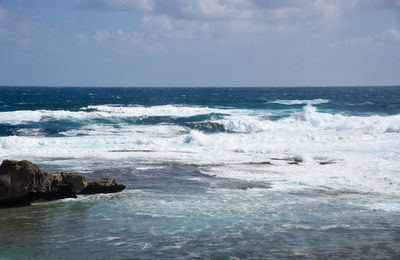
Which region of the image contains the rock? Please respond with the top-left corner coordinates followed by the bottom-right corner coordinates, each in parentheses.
top-left (0, 160), bottom-right (125, 208)
top-left (61, 173), bottom-right (88, 193)
top-left (245, 161), bottom-right (273, 165)
top-left (270, 157), bottom-right (303, 165)
top-left (79, 177), bottom-right (126, 195)
top-left (0, 160), bottom-right (63, 201)
top-left (319, 160), bottom-right (336, 165)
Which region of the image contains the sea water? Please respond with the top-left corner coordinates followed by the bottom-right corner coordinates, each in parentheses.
top-left (0, 86), bottom-right (399, 259)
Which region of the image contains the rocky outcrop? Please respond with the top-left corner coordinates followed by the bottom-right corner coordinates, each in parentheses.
top-left (0, 160), bottom-right (125, 208)
top-left (79, 177), bottom-right (125, 194)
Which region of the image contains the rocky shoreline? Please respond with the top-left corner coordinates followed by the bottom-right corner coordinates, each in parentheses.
top-left (0, 160), bottom-right (125, 208)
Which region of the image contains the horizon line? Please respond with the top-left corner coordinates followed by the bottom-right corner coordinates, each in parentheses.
top-left (0, 85), bottom-right (399, 88)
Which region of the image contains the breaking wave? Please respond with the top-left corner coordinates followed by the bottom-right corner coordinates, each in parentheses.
top-left (0, 105), bottom-right (249, 125)
top-left (270, 99), bottom-right (330, 105)
top-left (0, 103), bottom-right (399, 198)
top-left (0, 104), bottom-right (399, 136)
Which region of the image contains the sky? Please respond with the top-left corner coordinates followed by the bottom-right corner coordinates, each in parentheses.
top-left (0, 0), bottom-right (399, 87)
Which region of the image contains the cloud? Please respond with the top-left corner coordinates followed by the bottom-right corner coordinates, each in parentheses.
top-left (75, 0), bottom-right (400, 21)
top-left (350, 0), bottom-right (400, 9)
top-left (331, 27), bottom-right (400, 48)
top-left (74, 0), bottom-right (153, 11)
top-left (93, 29), bottom-right (111, 43)
top-left (380, 28), bottom-right (400, 41)
top-left (74, 32), bottom-right (89, 45)
top-left (72, 0), bottom-right (400, 54)
top-left (75, 0), bottom-right (349, 22)
top-left (74, 0), bottom-right (360, 39)
top-left (332, 36), bottom-right (374, 47)
top-left (74, 0), bottom-right (400, 37)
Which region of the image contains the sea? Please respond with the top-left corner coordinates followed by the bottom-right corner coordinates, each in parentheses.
top-left (0, 86), bottom-right (400, 259)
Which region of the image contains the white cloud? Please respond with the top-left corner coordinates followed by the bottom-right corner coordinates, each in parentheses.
top-left (381, 28), bottom-right (400, 41)
top-left (75, 0), bottom-right (154, 11)
top-left (332, 27), bottom-right (400, 48)
top-left (74, 0), bottom-right (358, 39)
top-left (340, 36), bottom-right (374, 47)
top-left (74, 32), bottom-right (89, 45)
top-left (73, 0), bottom-right (400, 54)
top-left (74, 0), bottom-right (352, 23)
top-left (93, 29), bottom-right (111, 42)
top-left (76, 0), bottom-right (392, 37)
top-left (171, 0), bottom-right (254, 20)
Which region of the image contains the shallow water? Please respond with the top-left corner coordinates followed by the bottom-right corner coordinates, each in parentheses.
top-left (1, 86), bottom-right (400, 259)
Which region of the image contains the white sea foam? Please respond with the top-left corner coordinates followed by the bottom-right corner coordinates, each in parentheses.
top-left (82, 104), bottom-right (249, 117)
top-left (211, 104), bottom-right (400, 135)
top-left (270, 99), bottom-right (330, 105)
top-left (0, 105), bottom-right (250, 125)
top-left (1, 104), bottom-right (399, 201)
top-left (355, 202), bottom-right (400, 212)
top-left (0, 109), bottom-right (96, 124)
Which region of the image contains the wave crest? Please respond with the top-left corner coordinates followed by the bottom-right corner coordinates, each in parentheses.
top-left (0, 105), bottom-right (248, 125)
top-left (270, 99), bottom-right (329, 105)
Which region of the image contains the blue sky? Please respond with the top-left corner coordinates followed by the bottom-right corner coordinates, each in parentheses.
top-left (0, 0), bottom-right (399, 87)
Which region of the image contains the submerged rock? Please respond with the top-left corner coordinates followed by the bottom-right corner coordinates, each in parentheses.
top-left (0, 160), bottom-right (125, 208)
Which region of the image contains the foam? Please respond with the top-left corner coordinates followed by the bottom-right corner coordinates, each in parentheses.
top-left (269, 99), bottom-right (329, 105)
top-left (350, 201), bottom-right (400, 212)
top-left (1, 104), bottom-right (399, 199)
top-left (209, 104), bottom-right (400, 135)
top-left (82, 104), bottom-right (250, 118)
top-left (0, 105), bottom-right (250, 125)
top-left (0, 109), bottom-right (97, 125)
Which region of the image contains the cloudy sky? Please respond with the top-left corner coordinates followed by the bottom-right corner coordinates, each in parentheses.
top-left (0, 0), bottom-right (399, 87)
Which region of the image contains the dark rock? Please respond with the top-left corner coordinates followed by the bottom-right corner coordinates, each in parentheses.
top-left (245, 161), bottom-right (273, 165)
top-left (109, 149), bottom-right (155, 153)
top-left (270, 157), bottom-right (303, 165)
top-left (61, 173), bottom-right (88, 193)
top-left (319, 160), bottom-right (336, 165)
top-left (0, 160), bottom-right (125, 208)
top-left (79, 177), bottom-right (126, 195)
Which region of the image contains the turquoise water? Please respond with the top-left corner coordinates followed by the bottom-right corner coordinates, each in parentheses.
top-left (2, 184), bottom-right (400, 259)
top-left (1, 86), bottom-right (400, 259)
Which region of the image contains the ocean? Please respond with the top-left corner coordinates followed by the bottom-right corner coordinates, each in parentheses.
top-left (0, 86), bottom-right (399, 259)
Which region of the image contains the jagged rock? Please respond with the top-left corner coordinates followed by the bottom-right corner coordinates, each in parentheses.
top-left (0, 160), bottom-right (125, 208)
top-left (61, 173), bottom-right (88, 193)
top-left (79, 177), bottom-right (126, 195)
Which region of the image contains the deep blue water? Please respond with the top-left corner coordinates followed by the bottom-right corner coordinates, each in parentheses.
top-left (1, 86), bottom-right (399, 113)
top-left (0, 86), bottom-right (399, 137)
top-left (0, 86), bottom-right (400, 259)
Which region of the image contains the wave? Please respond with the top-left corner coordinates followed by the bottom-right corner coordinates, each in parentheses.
top-left (82, 105), bottom-right (248, 117)
top-left (0, 105), bottom-right (248, 125)
top-left (269, 99), bottom-right (329, 105)
top-left (1, 104), bottom-right (400, 197)
top-left (289, 104), bottom-right (400, 134)
top-left (1, 104), bottom-right (399, 137)
top-left (208, 104), bottom-right (400, 134)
